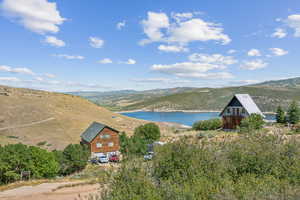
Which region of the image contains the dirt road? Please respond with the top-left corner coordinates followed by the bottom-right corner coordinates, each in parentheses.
top-left (0, 182), bottom-right (100, 200)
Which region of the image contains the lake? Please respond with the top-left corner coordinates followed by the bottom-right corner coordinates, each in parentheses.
top-left (121, 111), bottom-right (276, 126)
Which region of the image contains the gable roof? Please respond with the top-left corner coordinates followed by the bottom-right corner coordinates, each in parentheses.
top-left (80, 122), bottom-right (119, 143)
top-left (220, 94), bottom-right (265, 117)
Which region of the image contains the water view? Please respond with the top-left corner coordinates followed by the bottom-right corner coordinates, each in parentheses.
top-left (121, 111), bottom-right (276, 126)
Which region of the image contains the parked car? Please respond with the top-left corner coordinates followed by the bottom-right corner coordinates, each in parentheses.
top-left (144, 151), bottom-right (154, 161)
top-left (98, 154), bottom-right (109, 163)
top-left (90, 158), bottom-right (99, 164)
top-left (109, 154), bottom-right (120, 162)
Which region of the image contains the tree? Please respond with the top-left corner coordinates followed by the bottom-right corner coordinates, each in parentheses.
top-left (134, 123), bottom-right (161, 143)
top-left (239, 114), bottom-right (265, 133)
top-left (276, 106), bottom-right (285, 124)
top-left (287, 101), bottom-right (300, 124)
top-left (59, 144), bottom-right (90, 175)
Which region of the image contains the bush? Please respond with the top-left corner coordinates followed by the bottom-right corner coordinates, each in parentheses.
top-left (101, 133), bottom-right (300, 200)
top-left (55, 144), bottom-right (90, 176)
top-left (192, 118), bottom-right (222, 131)
top-left (134, 123), bottom-right (161, 143)
top-left (276, 106), bottom-right (286, 124)
top-left (0, 143), bottom-right (59, 185)
top-left (239, 114), bottom-right (264, 133)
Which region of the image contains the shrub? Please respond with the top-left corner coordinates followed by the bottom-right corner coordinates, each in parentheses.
top-left (192, 118), bottom-right (222, 131)
top-left (134, 123), bottom-right (161, 143)
top-left (119, 132), bottom-right (148, 156)
top-left (37, 141), bottom-right (47, 146)
top-left (239, 114), bottom-right (264, 133)
top-left (287, 101), bottom-right (300, 124)
top-left (276, 106), bottom-right (286, 124)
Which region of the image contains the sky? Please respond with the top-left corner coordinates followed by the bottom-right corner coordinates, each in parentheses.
top-left (0, 0), bottom-right (300, 92)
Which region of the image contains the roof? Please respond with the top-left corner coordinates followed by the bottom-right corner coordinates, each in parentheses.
top-left (220, 94), bottom-right (265, 117)
top-left (80, 122), bottom-right (118, 143)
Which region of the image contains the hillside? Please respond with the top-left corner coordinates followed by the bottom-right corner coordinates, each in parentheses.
top-left (0, 85), bottom-right (165, 150)
top-left (71, 77), bottom-right (300, 112)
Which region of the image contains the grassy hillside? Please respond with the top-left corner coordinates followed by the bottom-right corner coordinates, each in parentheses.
top-left (0, 85), bottom-right (162, 150)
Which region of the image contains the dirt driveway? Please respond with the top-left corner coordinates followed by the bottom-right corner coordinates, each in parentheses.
top-left (0, 182), bottom-right (100, 200)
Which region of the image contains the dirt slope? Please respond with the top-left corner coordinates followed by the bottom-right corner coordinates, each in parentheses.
top-left (0, 85), bottom-right (158, 149)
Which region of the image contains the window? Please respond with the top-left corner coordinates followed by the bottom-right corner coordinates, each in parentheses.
top-left (96, 143), bottom-right (102, 148)
top-left (237, 108), bottom-right (240, 115)
top-left (242, 108), bottom-right (246, 114)
top-left (227, 108), bottom-right (231, 114)
top-left (100, 134), bottom-right (111, 139)
top-left (108, 142), bottom-right (114, 147)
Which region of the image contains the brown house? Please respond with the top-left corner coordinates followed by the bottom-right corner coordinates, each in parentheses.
top-left (80, 122), bottom-right (120, 157)
top-left (219, 94), bottom-right (265, 130)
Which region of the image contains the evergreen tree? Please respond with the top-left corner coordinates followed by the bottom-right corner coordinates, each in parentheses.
top-left (287, 101), bottom-right (300, 124)
top-left (276, 106), bottom-right (285, 124)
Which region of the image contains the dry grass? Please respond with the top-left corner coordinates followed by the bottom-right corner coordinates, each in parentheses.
top-left (0, 85), bottom-right (172, 150)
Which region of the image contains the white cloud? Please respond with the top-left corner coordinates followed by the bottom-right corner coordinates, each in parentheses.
top-left (269, 48), bottom-right (288, 56)
top-left (116, 21), bottom-right (126, 30)
top-left (0, 65), bottom-right (35, 75)
top-left (125, 59), bottom-right (136, 65)
top-left (140, 12), bottom-right (170, 45)
top-left (140, 11), bottom-right (231, 46)
top-left (171, 12), bottom-right (194, 22)
top-left (247, 49), bottom-right (261, 57)
top-left (53, 54), bottom-right (84, 60)
top-left (44, 36), bottom-right (65, 47)
top-left (0, 77), bottom-right (20, 82)
top-left (98, 58), bottom-right (113, 64)
top-left (271, 28), bottom-right (287, 38)
top-left (286, 14), bottom-right (300, 37)
top-left (1, 0), bottom-right (65, 34)
top-left (227, 49), bottom-right (236, 54)
top-left (189, 53), bottom-right (237, 65)
top-left (89, 37), bottom-right (104, 48)
top-left (229, 80), bottom-right (261, 85)
top-left (158, 45), bottom-right (189, 53)
top-left (240, 60), bottom-right (268, 70)
top-left (44, 73), bottom-right (55, 78)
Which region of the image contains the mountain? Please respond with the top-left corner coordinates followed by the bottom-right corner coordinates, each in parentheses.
top-left (0, 85), bottom-right (162, 150)
top-left (70, 77), bottom-right (300, 112)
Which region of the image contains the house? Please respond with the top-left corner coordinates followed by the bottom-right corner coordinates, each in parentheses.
top-left (219, 94), bottom-right (265, 129)
top-left (80, 122), bottom-right (120, 157)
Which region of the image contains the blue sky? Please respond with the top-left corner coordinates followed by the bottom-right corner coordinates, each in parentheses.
top-left (0, 0), bottom-right (299, 91)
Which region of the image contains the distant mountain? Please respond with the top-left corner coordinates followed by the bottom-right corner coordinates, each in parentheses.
top-left (70, 77), bottom-right (300, 112)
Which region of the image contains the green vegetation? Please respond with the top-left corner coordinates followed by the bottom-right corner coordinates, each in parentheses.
top-left (276, 106), bottom-right (286, 123)
top-left (120, 123), bottom-right (161, 157)
top-left (239, 114), bottom-right (264, 133)
top-left (37, 141), bottom-right (47, 146)
top-left (287, 101), bottom-right (300, 124)
top-left (0, 143), bottom-right (89, 185)
top-left (192, 118), bottom-right (222, 131)
top-left (101, 133), bottom-right (300, 200)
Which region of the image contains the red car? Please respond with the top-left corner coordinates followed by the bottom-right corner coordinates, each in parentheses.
top-left (109, 154), bottom-right (120, 162)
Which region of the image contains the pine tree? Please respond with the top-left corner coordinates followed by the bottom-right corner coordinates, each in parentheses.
top-left (287, 101), bottom-right (300, 124)
top-left (276, 106), bottom-right (285, 124)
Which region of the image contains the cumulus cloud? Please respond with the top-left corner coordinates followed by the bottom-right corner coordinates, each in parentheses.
top-left (240, 60), bottom-right (268, 70)
top-left (98, 58), bottom-right (113, 64)
top-left (44, 36), bottom-right (65, 47)
top-left (120, 59), bottom-right (136, 65)
top-left (247, 49), bottom-right (261, 57)
top-left (140, 11), bottom-right (231, 46)
top-left (227, 49), bottom-right (236, 54)
top-left (188, 53), bottom-right (237, 65)
top-left (89, 37), bottom-right (104, 48)
top-left (271, 28), bottom-right (287, 38)
top-left (158, 45), bottom-right (189, 53)
top-left (53, 54), bottom-right (84, 60)
top-left (286, 14), bottom-right (300, 37)
top-left (1, 0), bottom-right (65, 34)
top-left (116, 21), bottom-right (126, 30)
top-left (171, 12), bottom-right (194, 22)
top-left (269, 48), bottom-right (288, 56)
top-left (0, 65), bottom-right (35, 75)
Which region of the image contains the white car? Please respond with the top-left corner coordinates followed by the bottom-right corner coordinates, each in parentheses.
top-left (98, 154), bottom-right (109, 163)
top-left (144, 152), bottom-right (154, 161)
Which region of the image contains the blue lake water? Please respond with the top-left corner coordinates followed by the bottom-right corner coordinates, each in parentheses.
top-left (121, 111), bottom-right (276, 126)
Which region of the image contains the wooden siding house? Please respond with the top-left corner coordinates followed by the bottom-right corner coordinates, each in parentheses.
top-left (219, 94), bottom-right (265, 129)
top-left (80, 122), bottom-right (120, 157)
